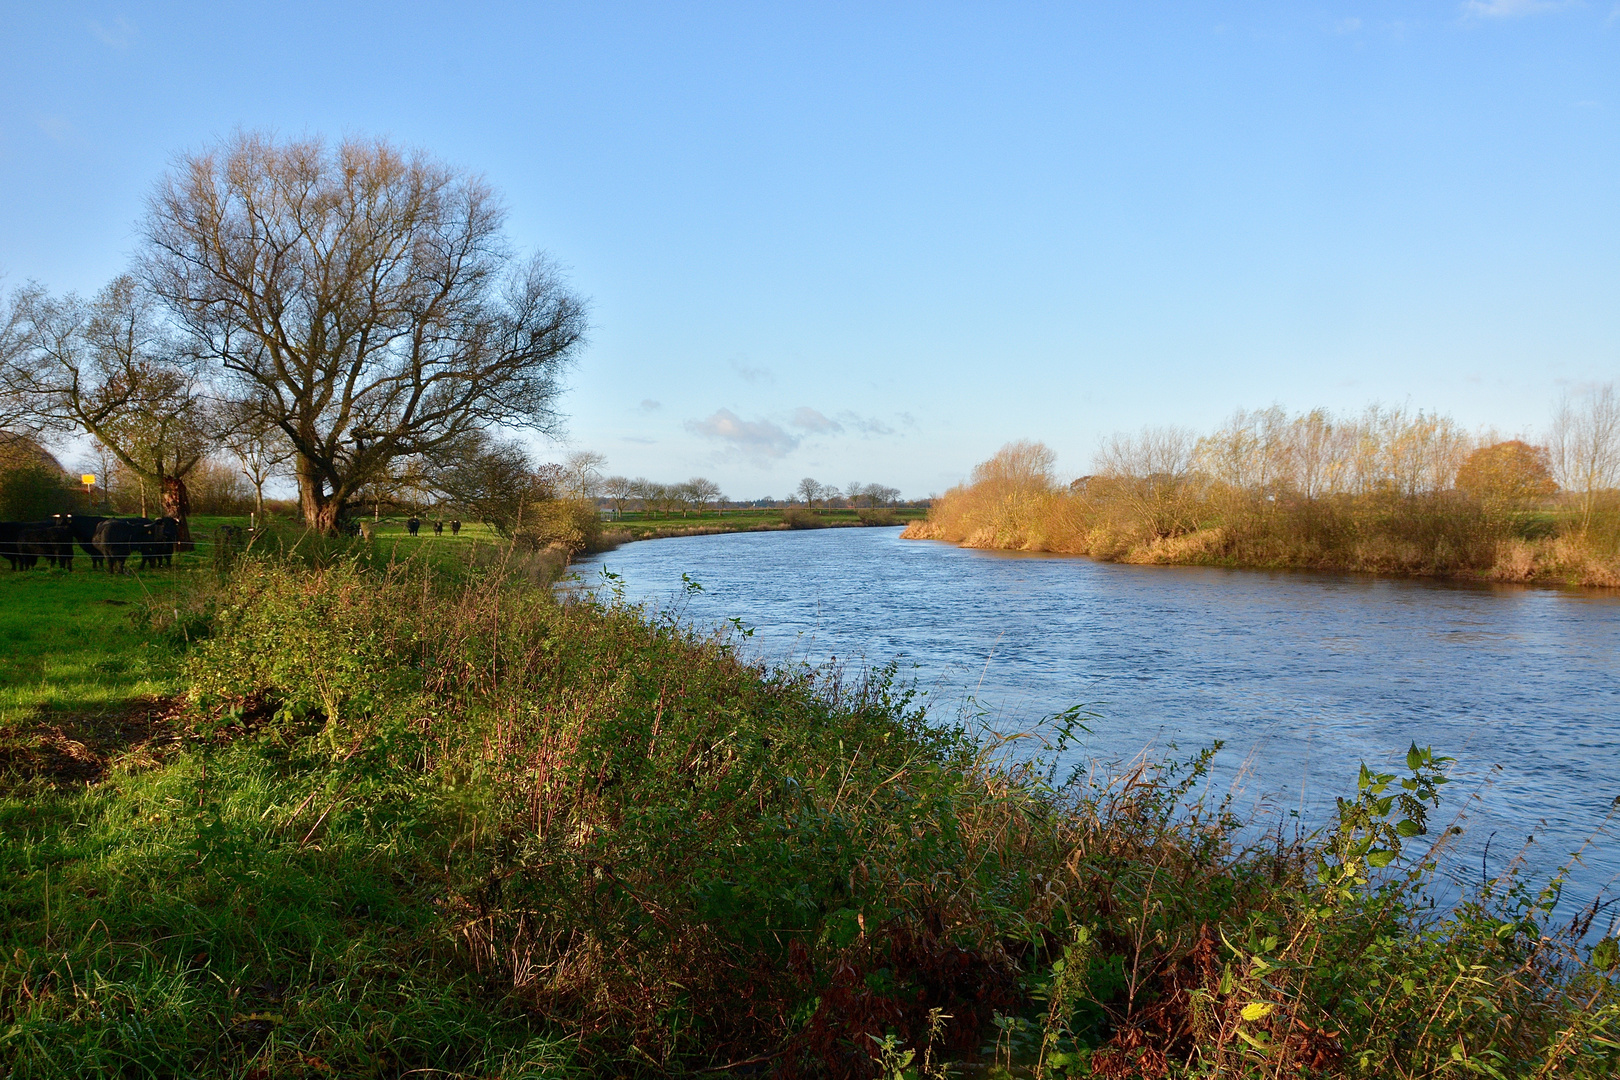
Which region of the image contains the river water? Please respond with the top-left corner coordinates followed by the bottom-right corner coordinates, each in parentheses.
top-left (573, 526), bottom-right (1620, 914)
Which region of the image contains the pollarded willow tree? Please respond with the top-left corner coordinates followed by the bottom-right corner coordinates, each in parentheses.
top-left (141, 133), bottom-right (589, 534)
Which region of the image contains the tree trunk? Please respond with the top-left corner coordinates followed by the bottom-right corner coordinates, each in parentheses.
top-left (297, 456), bottom-right (343, 534)
top-left (161, 475), bottom-right (196, 553)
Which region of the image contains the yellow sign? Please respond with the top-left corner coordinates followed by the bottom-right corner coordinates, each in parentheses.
top-left (82, 474), bottom-right (96, 486)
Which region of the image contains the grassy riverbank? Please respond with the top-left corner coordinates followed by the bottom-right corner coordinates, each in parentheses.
top-left (905, 443), bottom-right (1620, 587)
top-left (2, 541), bottom-right (1617, 1077)
top-left (603, 506), bottom-right (926, 543)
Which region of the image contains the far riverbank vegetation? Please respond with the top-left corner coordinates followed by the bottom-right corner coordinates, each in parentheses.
top-left (906, 388), bottom-right (1620, 587)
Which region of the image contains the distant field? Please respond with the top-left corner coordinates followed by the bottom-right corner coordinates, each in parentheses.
top-left (605, 506), bottom-right (927, 540)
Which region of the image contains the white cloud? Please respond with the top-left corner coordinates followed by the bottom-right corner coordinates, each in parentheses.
top-left (638, 398), bottom-right (661, 412)
top-left (1335, 17), bottom-right (1362, 33)
top-left (686, 408), bottom-right (799, 461)
top-left (789, 406), bottom-right (842, 433)
top-left (1461, 0), bottom-right (1573, 17)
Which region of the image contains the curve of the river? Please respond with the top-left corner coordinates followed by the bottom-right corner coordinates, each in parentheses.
top-left (573, 525), bottom-right (1620, 914)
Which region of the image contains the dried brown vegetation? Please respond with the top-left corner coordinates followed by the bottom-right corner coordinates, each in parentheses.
top-left (907, 404), bottom-right (1620, 587)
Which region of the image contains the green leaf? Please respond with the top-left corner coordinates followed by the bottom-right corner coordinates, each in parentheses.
top-left (1407, 743), bottom-right (1423, 770)
top-left (1396, 819), bottom-right (1422, 837)
top-left (1592, 936), bottom-right (1619, 972)
top-left (1241, 1001), bottom-right (1274, 1021)
top-left (1367, 849), bottom-right (1396, 868)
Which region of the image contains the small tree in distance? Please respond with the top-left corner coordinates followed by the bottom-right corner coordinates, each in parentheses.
top-left (1548, 383), bottom-right (1620, 535)
top-left (1455, 440), bottom-right (1556, 508)
top-left (600, 475), bottom-right (633, 519)
top-left (687, 477), bottom-right (722, 516)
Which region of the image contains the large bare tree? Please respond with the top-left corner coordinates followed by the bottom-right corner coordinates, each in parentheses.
top-left (12, 276), bottom-right (214, 541)
top-left (141, 133), bottom-right (588, 533)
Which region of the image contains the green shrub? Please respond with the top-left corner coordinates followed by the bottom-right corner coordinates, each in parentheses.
top-left (513, 497), bottom-right (603, 554)
top-left (0, 464), bottom-right (77, 520)
top-left (781, 507), bottom-right (826, 529)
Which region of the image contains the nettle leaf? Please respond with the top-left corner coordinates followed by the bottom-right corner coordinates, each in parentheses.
top-left (1241, 1001), bottom-right (1274, 1022)
top-left (1396, 819), bottom-right (1422, 838)
top-left (1367, 849), bottom-right (1396, 869)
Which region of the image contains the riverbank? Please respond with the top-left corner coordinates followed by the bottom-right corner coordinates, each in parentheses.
top-left (2, 544), bottom-right (1616, 1076)
top-left (905, 444), bottom-right (1620, 588)
top-left (602, 506), bottom-right (925, 545)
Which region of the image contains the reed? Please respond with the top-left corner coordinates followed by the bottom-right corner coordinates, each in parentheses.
top-left (907, 408), bottom-right (1620, 586)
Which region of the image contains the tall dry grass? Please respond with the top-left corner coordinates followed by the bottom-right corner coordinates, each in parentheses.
top-left (906, 407), bottom-right (1620, 586)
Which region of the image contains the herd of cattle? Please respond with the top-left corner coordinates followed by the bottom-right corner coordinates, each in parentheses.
top-left (0, 514), bottom-right (182, 572)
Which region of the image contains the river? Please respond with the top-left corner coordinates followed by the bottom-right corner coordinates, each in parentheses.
top-left (573, 525), bottom-right (1620, 917)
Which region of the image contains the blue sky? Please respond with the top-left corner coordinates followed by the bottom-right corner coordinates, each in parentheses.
top-left (2, 2), bottom-right (1616, 499)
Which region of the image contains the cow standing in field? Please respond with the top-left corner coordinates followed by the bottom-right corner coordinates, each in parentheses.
top-left (13, 522), bottom-right (75, 569)
top-left (450, 520), bottom-right (461, 536)
top-left (0, 521), bottom-right (29, 570)
top-left (433, 520), bottom-right (443, 535)
top-left (406, 517), bottom-right (420, 536)
top-left (93, 519), bottom-right (140, 572)
top-left (138, 517), bottom-right (180, 568)
top-left (54, 514), bottom-right (109, 569)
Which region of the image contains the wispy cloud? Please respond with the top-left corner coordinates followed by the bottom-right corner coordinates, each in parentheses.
top-left (1461, 0), bottom-right (1573, 17)
top-left (686, 408), bottom-right (799, 462)
top-left (730, 360), bottom-right (774, 385)
top-left (1335, 17), bottom-right (1362, 33)
top-left (638, 398), bottom-right (661, 412)
top-left (834, 412), bottom-right (893, 436)
top-left (789, 406), bottom-right (842, 434)
top-left (87, 16), bottom-right (136, 48)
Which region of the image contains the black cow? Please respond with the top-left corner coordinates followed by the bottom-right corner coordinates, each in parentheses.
top-left (19, 522), bottom-right (74, 569)
top-left (406, 517), bottom-right (421, 536)
top-left (137, 517), bottom-right (180, 568)
top-left (0, 521), bottom-right (28, 570)
top-left (450, 519), bottom-right (461, 536)
top-left (93, 518), bottom-right (142, 572)
top-left (54, 514), bottom-right (109, 569)
top-left (432, 520), bottom-right (443, 536)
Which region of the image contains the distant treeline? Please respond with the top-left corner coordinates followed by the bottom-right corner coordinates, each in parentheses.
top-left (905, 392), bottom-right (1620, 586)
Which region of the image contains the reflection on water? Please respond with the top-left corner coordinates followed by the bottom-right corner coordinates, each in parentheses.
top-left (574, 526), bottom-right (1620, 908)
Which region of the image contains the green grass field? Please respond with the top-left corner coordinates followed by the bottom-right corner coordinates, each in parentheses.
top-left (603, 505), bottom-right (926, 540)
